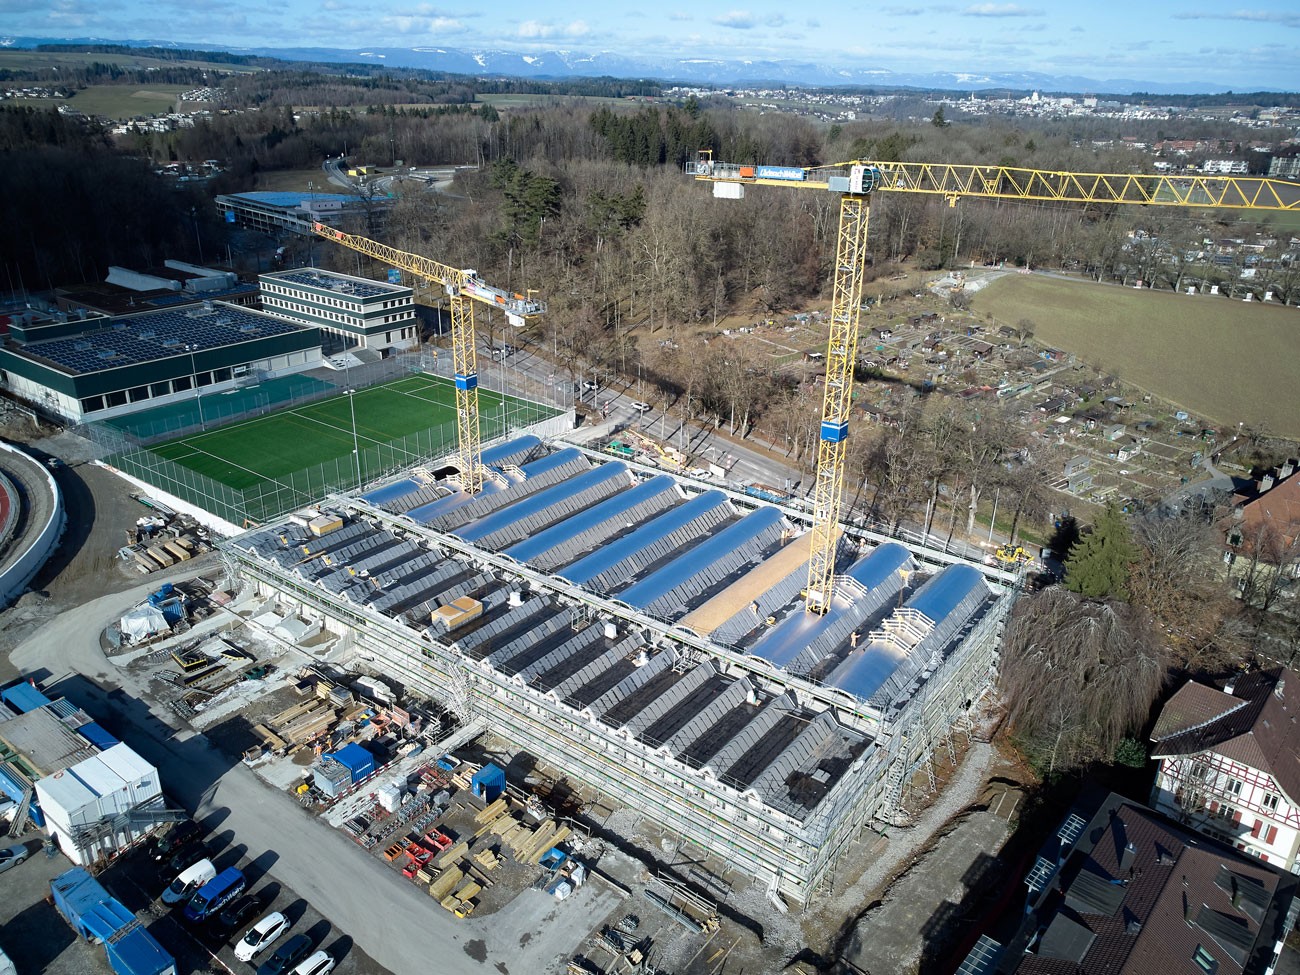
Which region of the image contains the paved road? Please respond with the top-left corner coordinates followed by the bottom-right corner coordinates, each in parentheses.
top-left (11, 576), bottom-right (622, 975)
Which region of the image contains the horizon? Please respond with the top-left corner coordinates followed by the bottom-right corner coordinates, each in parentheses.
top-left (4, 0), bottom-right (1298, 92)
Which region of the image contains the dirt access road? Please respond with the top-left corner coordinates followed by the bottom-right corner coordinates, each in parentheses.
top-left (0, 422), bottom-right (195, 670)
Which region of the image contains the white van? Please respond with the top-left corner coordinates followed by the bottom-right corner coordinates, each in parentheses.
top-left (162, 858), bottom-right (215, 905)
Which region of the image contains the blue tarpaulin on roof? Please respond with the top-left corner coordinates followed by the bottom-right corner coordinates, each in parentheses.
top-left (1, 681), bottom-right (51, 714)
top-left (78, 723), bottom-right (120, 751)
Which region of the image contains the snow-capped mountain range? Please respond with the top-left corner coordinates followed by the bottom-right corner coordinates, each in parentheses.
top-left (0, 36), bottom-right (1277, 95)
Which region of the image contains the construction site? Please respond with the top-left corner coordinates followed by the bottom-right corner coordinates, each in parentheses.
top-left (203, 171), bottom-right (1037, 912)
top-left (222, 434), bottom-right (1016, 905)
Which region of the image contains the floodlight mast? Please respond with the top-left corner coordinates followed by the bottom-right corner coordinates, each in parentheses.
top-left (312, 222), bottom-right (546, 494)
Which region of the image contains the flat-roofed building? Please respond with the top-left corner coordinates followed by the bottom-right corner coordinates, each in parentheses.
top-left (0, 301), bottom-right (321, 424)
top-left (259, 267), bottom-right (417, 353)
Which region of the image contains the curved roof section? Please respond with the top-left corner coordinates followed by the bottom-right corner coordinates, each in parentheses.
top-left (616, 506), bottom-right (785, 610)
top-left (361, 477), bottom-right (422, 506)
top-left (747, 541), bottom-right (915, 670)
top-left (455, 462), bottom-right (631, 544)
top-left (557, 490), bottom-right (730, 587)
top-left (826, 641), bottom-right (910, 701)
top-left (845, 541), bottom-right (913, 589)
top-left (503, 475), bottom-right (678, 565)
top-left (481, 435), bottom-right (541, 467)
top-left (910, 563), bottom-right (986, 623)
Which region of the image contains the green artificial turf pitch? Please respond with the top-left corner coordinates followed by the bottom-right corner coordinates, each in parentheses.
top-left (147, 373), bottom-right (554, 491)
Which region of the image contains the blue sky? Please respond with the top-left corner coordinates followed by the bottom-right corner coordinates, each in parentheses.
top-left (3, 1), bottom-right (1298, 88)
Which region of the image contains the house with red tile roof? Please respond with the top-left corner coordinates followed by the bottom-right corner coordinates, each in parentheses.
top-left (1150, 669), bottom-right (1300, 872)
top-left (1223, 464), bottom-right (1300, 592)
top-left (996, 793), bottom-right (1296, 975)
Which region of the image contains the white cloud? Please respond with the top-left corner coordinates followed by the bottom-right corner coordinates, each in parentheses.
top-left (962, 3), bottom-right (1042, 16)
top-left (712, 10), bottom-right (756, 29)
top-left (516, 18), bottom-right (590, 39)
top-left (1177, 9), bottom-right (1300, 28)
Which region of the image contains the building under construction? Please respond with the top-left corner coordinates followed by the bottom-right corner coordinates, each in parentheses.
top-left (224, 435), bottom-right (1016, 903)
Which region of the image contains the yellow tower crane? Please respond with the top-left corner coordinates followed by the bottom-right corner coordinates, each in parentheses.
top-left (692, 151), bottom-right (1298, 612)
top-left (312, 222), bottom-right (546, 494)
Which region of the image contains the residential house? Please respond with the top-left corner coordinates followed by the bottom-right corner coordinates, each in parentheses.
top-left (995, 791), bottom-right (1297, 975)
top-left (1151, 668), bottom-right (1300, 873)
top-left (1224, 465), bottom-right (1300, 581)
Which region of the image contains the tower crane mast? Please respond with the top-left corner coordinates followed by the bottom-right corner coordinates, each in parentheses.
top-left (692, 151), bottom-right (1297, 612)
top-left (312, 222), bottom-right (545, 494)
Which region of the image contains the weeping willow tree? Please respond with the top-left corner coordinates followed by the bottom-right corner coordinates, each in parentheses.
top-left (1000, 588), bottom-right (1168, 776)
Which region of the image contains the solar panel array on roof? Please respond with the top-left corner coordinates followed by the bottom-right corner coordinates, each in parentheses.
top-left (1195, 905), bottom-right (1253, 966)
top-left (1063, 868), bottom-right (1126, 917)
top-left (20, 305), bottom-right (307, 376)
top-left (1038, 914), bottom-right (1097, 963)
top-left (272, 269), bottom-right (400, 299)
top-left (1214, 865), bottom-right (1270, 925)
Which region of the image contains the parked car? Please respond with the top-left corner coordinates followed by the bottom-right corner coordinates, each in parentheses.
top-left (0, 843), bottom-right (29, 874)
top-left (257, 933), bottom-right (312, 975)
top-left (161, 858), bottom-right (215, 905)
top-left (205, 892), bottom-right (266, 942)
top-left (148, 820), bottom-right (201, 861)
top-left (235, 911), bottom-right (290, 962)
top-left (291, 951), bottom-right (336, 975)
top-left (163, 841), bottom-right (211, 877)
top-left (581, 380), bottom-right (601, 392)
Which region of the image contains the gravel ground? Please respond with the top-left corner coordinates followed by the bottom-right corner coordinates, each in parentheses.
top-left (0, 423), bottom-right (197, 668)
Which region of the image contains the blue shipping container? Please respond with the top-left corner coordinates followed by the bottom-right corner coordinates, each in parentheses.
top-left (51, 868), bottom-right (176, 975)
top-left (330, 742), bottom-right (376, 783)
top-left (470, 763), bottom-right (506, 803)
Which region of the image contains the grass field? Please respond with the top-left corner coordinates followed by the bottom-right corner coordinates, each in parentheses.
top-left (974, 274), bottom-right (1300, 437)
top-left (146, 373), bottom-right (558, 492)
top-left (9, 84), bottom-right (193, 118)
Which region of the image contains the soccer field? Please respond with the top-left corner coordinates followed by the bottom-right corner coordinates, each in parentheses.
top-left (145, 374), bottom-right (558, 492)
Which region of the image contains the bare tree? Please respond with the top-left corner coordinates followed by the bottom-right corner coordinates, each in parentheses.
top-left (1000, 588), bottom-right (1168, 775)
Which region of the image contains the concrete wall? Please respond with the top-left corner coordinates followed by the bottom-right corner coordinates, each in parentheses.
top-left (0, 442), bottom-right (66, 607)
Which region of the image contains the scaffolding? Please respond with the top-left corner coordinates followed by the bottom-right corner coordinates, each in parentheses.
top-left (224, 476), bottom-right (1016, 904)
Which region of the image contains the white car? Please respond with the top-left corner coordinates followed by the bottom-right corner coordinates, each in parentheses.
top-left (291, 951), bottom-right (336, 975)
top-left (581, 381), bottom-right (601, 392)
top-left (234, 911), bottom-right (290, 962)
top-left (631, 402), bottom-right (652, 413)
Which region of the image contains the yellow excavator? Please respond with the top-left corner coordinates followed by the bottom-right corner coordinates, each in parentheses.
top-left (994, 544), bottom-right (1034, 567)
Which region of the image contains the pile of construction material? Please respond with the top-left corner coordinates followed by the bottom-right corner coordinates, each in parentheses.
top-left (119, 504), bottom-right (211, 574)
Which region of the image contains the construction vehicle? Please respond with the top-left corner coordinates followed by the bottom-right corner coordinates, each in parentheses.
top-left (691, 151), bottom-right (1297, 613)
top-left (994, 545), bottom-right (1033, 568)
top-left (312, 223), bottom-right (546, 494)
